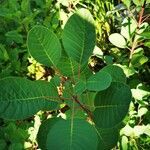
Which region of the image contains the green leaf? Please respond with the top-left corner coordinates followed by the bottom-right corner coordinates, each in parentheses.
top-left (74, 79), bottom-right (86, 94)
top-left (21, 0), bottom-right (31, 15)
top-left (117, 65), bottom-right (136, 77)
top-left (144, 41), bottom-right (150, 48)
top-left (80, 92), bottom-right (96, 111)
top-left (0, 77), bottom-right (59, 120)
top-left (87, 71), bottom-right (112, 91)
top-left (122, 0), bottom-right (131, 8)
top-left (37, 118), bottom-right (98, 150)
top-left (134, 22), bottom-right (149, 41)
top-left (8, 143), bottom-right (23, 150)
top-left (56, 51), bottom-right (79, 78)
top-left (27, 25), bottom-right (61, 67)
top-left (121, 136), bottom-right (128, 150)
top-left (101, 65), bottom-right (126, 83)
top-left (121, 18), bottom-right (137, 41)
top-left (138, 107), bottom-right (148, 117)
top-left (0, 139), bottom-right (6, 150)
top-left (62, 8), bottom-right (96, 65)
top-left (0, 44), bottom-right (9, 62)
top-left (5, 30), bottom-right (23, 44)
top-left (131, 48), bottom-right (148, 67)
top-left (93, 82), bottom-right (132, 128)
top-left (140, 32), bottom-right (150, 39)
top-left (95, 126), bottom-right (120, 150)
top-left (133, 0), bottom-right (146, 6)
top-left (109, 33), bottom-right (126, 48)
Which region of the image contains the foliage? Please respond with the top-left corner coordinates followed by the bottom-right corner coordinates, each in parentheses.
top-left (0, 7), bottom-right (132, 149)
top-left (0, 0), bottom-right (149, 149)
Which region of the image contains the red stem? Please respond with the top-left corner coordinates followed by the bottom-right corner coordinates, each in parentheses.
top-left (129, 0), bottom-right (147, 60)
top-left (72, 95), bottom-right (93, 119)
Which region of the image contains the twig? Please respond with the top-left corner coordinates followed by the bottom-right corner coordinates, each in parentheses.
top-left (72, 95), bottom-right (93, 119)
top-left (129, 0), bottom-right (147, 60)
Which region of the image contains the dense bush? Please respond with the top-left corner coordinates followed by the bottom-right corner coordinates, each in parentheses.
top-left (0, 0), bottom-right (149, 149)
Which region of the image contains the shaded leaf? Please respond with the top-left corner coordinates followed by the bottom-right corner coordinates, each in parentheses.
top-left (74, 79), bottom-right (86, 94)
top-left (37, 118), bottom-right (98, 150)
top-left (56, 51), bottom-right (79, 78)
top-left (93, 82), bottom-right (132, 128)
top-left (95, 126), bottom-right (120, 150)
top-left (0, 77), bottom-right (59, 120)
top-left (62, 8), bottom-right (96, 65)
top-left (80, 92), bottom-right (96, 111)
top-left (87, 71), bottom-right (112, 91)
top-left (27, 25), bottom-right (61, 67)
top-left (140, 32), bottom-right (150, 39)
top-left (5, 30), bottom-right (23, 44)
top-left (101, 65), bottom-right (126, 83)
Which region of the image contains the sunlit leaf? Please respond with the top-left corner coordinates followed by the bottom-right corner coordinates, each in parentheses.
top-left (109, 33), bottom-right (126, 48)
top-left (62, 8), bottom-right (96, 65)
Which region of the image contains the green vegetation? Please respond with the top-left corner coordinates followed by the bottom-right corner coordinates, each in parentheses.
top-left (0, 0), bottom-right (150, 149)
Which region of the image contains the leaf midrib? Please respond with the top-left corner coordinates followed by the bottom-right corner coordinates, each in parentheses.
top-left (34, 29), bottom-right (56, 67)
top-left (0, 96), bottom-right (59, 102)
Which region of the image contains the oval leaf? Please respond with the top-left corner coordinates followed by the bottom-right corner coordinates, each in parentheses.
top-left (87, 71), bottom-right (112, 91)
top-left (93, 82), bottom-right (132, 128)
top-left (120, 18), bottom-right (137, 41)
top-left (27, 25), bottom-right (61, 67)
top-left (62, 8), bottom-right (96, 65)
top-left (101, 65), bottom-right (126, 83)
top-left (37, 118), bottom-right (98, 150)
top-left (109, 33), bottom-right (126, 48)
top-left (0, 77), bottom-right (59, 120)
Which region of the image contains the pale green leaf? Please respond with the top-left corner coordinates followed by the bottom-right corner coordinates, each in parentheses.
top-left (131, 89), bottom-right (150, 100)
top-left (109, 33), bottom-right (126, 48)
top-left (120, 124), bottom-right (134, 137)
top-left (122, 0), bottom-right (131, 8)
top-left (132, 0), bottom-right (148, 6)
top-left (138, 107), bottom-right (148, 117)
top-left (121, 136), bottom-right (128, 150)
top-left (121, 18), bottom-right (137, 41)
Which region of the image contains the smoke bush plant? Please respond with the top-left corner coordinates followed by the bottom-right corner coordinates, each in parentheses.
top-left (0, 9), bottom-right (132, 150)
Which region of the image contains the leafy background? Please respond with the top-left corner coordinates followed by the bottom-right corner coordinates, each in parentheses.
top-left (0, 0), bottom-right (150, 149)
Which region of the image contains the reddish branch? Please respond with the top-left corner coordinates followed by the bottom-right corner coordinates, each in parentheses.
top-left (72, 95), bottom-right (93, 119)
top-left (129, 0), bottom-right (147, 60)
